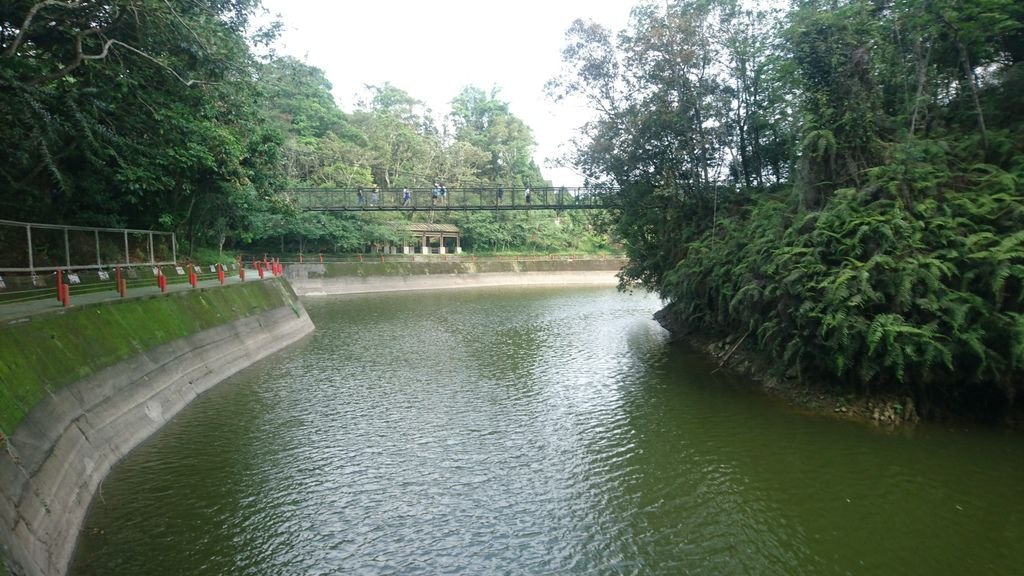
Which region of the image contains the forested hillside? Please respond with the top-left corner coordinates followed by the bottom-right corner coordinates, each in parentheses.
top-left (553, 0), bottom-right (1024, 419)
top-left (0, 0), bottom-right (610, 255)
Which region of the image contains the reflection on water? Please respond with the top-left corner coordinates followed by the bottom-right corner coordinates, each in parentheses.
top-left (71, 287), bottom-right (1024, 575)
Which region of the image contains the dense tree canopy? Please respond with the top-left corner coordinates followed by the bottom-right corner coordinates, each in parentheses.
top-left (257, 73), bottom-right (598, 255)
top-left (1, 1), bottom-right (610, 256)
top-left (554, 0), bottom-right (1024, 418)
top-left (0, 0), bottom-right (281, 251)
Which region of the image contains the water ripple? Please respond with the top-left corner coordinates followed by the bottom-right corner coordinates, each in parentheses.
top-left (70, 287), bottom-right (1024, 576)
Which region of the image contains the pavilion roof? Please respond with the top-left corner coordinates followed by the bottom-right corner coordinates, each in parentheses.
top-left (406, 223), bottom-right (460, 234)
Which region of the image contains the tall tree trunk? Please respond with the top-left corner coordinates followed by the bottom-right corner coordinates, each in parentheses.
top-left (955, 35), bottom-right (988, 148)
top-left (736, 75), bottom-right (751, 188)
top-left (909, 40), bottom-right (932, 139)
top-left (937, 10), bottom-right (989, 148)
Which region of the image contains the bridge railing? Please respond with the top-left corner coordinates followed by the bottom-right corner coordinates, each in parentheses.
top-left (283, 186), bottom-right (620, 211)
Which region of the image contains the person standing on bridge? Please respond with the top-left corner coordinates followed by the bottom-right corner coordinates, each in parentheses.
top-left (403, 188), bottom-right (411, 207)
top-left (357, 188), bottom-right (365, 206)
top-left (371, 189), bottom-right (379, 207)
top-left (497, 187), bottom-right (504, 204)
top-left (525, 187), bottom-right (532, 204)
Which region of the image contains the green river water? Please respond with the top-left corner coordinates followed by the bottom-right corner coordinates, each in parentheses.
top-left (70, 287), bottom-right (1024, 575)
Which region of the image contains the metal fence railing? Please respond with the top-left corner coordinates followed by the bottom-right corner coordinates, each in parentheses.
top-left (0, 262), bottom-right (244, 306)
top-left (0, 219), bottom-right (176, 274)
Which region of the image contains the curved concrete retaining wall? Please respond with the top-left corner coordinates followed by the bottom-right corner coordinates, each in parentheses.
top-left (0, 299), bottom-right (314, 576)
top-left (286, 259), bottom-right (625, 296)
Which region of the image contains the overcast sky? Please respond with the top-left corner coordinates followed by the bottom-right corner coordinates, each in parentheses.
top-left (258, 0), bottom-right (638, 186)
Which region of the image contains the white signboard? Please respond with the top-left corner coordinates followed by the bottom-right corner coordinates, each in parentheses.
top-left (175, 266), bottom-right (186, 275)
top-left (98, 270), bottom-right (110, 281)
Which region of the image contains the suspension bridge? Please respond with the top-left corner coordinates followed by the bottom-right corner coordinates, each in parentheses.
top-left (286, 186), bottom-right (620, 212)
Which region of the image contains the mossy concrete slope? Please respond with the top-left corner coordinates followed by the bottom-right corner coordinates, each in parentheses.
top-left (0, 279), bottom-right (314, 576)
top-left (286, 258), bottom-right (626, 296)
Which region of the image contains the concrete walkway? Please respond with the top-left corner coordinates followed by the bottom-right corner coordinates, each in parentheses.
top-left (0, 269), bottom-right (266, 323)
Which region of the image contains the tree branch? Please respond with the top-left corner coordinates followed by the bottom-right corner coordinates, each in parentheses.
top-left (162, 0), bottom-right (208, 52)
top-left (4, 0), bottom-right (84, 58)
top-left (30, 36), bottom-right (214, 87)
top-left (13, 3), bottom-right (209, 89)
top-left (712, 328), bottom-right (750, 373)
top-left (27, 24), bottom-right (105, 85)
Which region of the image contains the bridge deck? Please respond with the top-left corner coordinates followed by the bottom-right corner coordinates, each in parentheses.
top-left (287, 187), bottom-right (618, 212)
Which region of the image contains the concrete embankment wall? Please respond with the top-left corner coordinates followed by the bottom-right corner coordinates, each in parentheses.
top-left (0, 279), bottom-right (314, 576)
top-left (286, 258), bottom-right (626, 296)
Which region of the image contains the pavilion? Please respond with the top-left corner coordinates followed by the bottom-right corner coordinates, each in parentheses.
top-left (404, 223), bottom-right (461, 255)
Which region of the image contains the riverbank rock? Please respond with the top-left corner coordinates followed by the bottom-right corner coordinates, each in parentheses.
top-left (652, 306), bottom-right (690, 337)
top-left (671, 327), bottom-right (920, 429)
